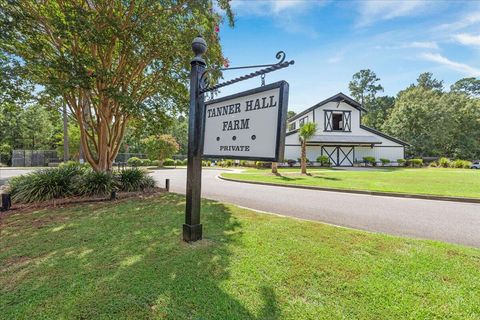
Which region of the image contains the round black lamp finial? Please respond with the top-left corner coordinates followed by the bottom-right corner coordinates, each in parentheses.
top-left (192, 35), bottom-right (207, 57)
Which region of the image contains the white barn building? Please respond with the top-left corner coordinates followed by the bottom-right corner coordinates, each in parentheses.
top-left (285, 93), bottom-right (409, 166)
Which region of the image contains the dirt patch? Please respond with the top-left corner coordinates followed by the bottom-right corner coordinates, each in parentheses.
top-left (0, 256), bottom-right (32, 273)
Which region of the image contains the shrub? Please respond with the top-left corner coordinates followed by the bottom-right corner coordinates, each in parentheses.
top-left (438, 157), bottom-right (451, 168)
top-left (139, 175), bottom-right (156, 189)
top-left (363, 156), bottom-right (376, 166)
top-left (463, 160), bottom-right (473, 169)
top-left (408, 158), bottom-right (423, 168)
top-left (9, 166), bottom-right (83, 203)
top-left (240, 160), bottom-right (247, 167)
top-left (207, 160), bottom-right (212, 167)
top-left (162, 158), bottom-right (174, 166)
top-left (116, 168), bottom-right (155, 192)
top-left (59, 160), bottom-right (90, 170)
top-left (181, 159), bottom-right (188, 166)
top-left (316, 155), bottom-right (330, 166)
top-left (73, 170), bottom-right (115, 196)
top-left (141, 159), bottom-right (152, 166)
top-left (151, 160), bottom-right (161, 167)
top-left (127, 157), bottom-right (142, 167)
top-left (428, 161), bottom-right (438, 168)
top-left (397, 159), bottom-right (406, 166)
top-left (255, 161), bottom-right (263, 168)
top-left (380, 158), bottom-right (391, 166)
top-left (225, 159), bottom-right (233, 167)
top-left (287, 159), bottom-right (296, 167)
top-left (450, 159), bottom-right (472, 169)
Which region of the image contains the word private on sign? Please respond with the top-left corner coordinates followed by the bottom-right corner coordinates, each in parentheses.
top-left (203, 81), bottom-right (289, 161)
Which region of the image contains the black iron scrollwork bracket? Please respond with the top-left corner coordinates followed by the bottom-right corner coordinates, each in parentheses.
top-left (199, 51), bottom-right (294, 94)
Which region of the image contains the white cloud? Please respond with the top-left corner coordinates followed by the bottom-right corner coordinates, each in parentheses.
top-left (378, 41), bottom-right (439, 50)
top-left (230, 0), bottom-right (328, 37)
top-left (437, 12), bottom-right (480, 31)
top-left (421, 52), bottom-right (480, 76)
top-left (327, 52), bottom-right (343, 64)
top-left (407, 41), bottom-right (439, 49)
top-left (231, 0), bottom-right (325, 16)
top-left (452, 33), bottom-right (480, 47)
top-left (356, 0), bottom-right (429, 27)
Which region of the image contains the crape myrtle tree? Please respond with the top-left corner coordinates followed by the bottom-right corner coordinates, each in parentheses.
top-left (0, 0), bottom-right (234, 171)
top-left (141, 134), bottom-right (179, 166)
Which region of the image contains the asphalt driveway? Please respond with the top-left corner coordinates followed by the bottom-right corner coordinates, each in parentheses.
top-left (151, 168), bottom-right (480, 247)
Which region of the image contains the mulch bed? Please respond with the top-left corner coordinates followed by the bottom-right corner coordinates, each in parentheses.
top-left (0, 187), bottom-right (168, 217)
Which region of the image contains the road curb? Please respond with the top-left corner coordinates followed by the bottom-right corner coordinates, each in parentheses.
top-left (218, 175), bottom-right (480, 204)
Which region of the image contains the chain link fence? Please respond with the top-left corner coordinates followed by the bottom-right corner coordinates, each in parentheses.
top-left (11, 150), bottom-right (60, 167)
top-left (9, 151), bottom-right (151, 167)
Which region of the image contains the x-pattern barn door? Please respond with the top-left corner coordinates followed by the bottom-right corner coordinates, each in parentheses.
top-left (321, 146), bottom-right (354, 166)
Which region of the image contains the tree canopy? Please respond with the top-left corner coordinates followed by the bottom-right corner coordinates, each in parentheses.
top-left (450, 77), bottom-right (480, 97)
top-left (0, 0), bottom-right (233, 171)
top-left (348, 69), bottom-right (384, 108)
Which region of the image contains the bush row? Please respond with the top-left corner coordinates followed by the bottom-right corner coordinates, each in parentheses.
top-left (430, 157), bottom-right (472, 169)
top-left (163, 158), bottom-right (189, 166)
top-left (126, 157), bottom-right (161, 167)
top-left (7, 166), bottom-right (156, 203)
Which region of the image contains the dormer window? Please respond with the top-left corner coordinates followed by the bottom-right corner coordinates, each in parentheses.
top-left (325, 110), bottom-right (351, 132)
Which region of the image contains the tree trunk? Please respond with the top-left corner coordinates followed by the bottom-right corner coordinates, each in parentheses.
top-left (62, 103), bottom-right (69, 162)
top-left (301, 140), bottom-right (307, 174)
top-left (271, 162), bottom-right (278, 174)
top-left (67, 95), bottom-right (128, 172)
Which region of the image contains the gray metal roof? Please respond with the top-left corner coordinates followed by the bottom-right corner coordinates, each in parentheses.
top-left (308, 135), bottom-right (382, 145)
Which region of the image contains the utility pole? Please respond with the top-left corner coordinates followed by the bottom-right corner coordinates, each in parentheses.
top-left (63, 103), bottom-right (69, 162)
top-left (183, 35), bottom-right (207, 242)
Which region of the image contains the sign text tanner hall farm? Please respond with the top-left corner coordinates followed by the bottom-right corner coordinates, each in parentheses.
top-left (203, 81), bottom-right (289, 161)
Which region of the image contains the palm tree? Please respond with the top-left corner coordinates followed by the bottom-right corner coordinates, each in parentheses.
top-left (298, 122), bottom-right (317, 174)
top-left (271, 162), bottom-right (278, 174)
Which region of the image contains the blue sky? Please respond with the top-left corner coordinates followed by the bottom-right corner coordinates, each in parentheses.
top-left (215, 0), bottom-right (480, 113)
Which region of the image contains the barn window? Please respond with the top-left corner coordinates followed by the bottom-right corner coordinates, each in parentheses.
top-left (332, 113), bottom-right (343, 130)
top-left (324, 110), bottom-right (351, 132)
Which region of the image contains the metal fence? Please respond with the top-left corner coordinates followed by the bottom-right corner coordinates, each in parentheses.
top-left (12, 150), bottom-right (60, 167)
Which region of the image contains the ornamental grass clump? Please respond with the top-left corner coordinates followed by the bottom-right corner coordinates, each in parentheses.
top-left (9, 166), bottom-right (83, 203)
top-left (116, 168), bottom-right (156, 192)
top-left (8, 166), bottom-right (156, 204)
top-left (73, 170), bottom-right (116, 196)
top-left (450, 159), bottom-right (472, 169)
top-left (438, 157), bottom-right (451, 168)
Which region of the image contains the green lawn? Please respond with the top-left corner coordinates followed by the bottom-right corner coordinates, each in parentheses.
top-left (222, 167), bottom-right (480, 198)
top-left (1, 194), bottom-right (479, 319)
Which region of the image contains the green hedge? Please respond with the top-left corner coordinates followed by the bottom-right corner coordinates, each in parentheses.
top-left (127, 157), bottom-right (143, 167)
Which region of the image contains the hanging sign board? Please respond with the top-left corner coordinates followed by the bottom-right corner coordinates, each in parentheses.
top-left (203, 81), bottom-right (289, 161)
